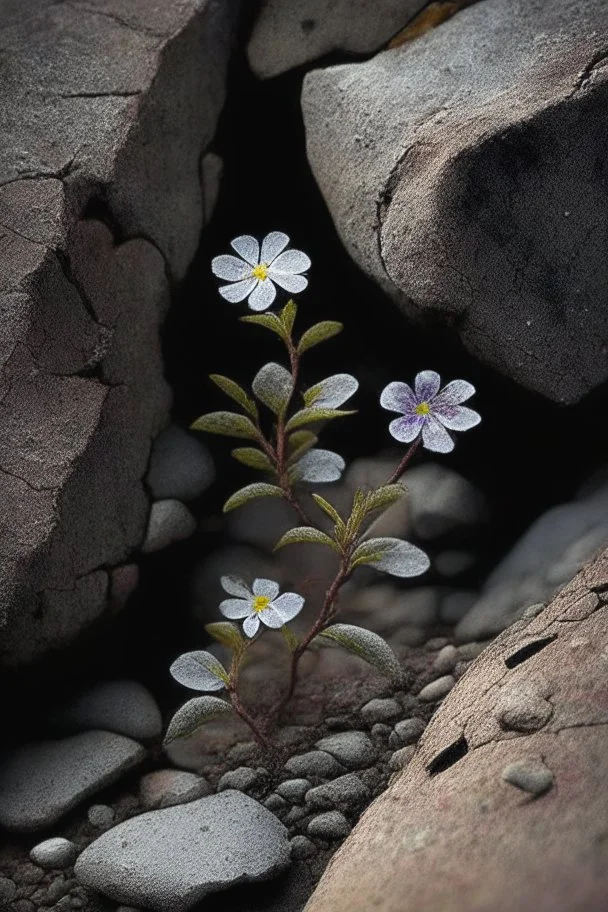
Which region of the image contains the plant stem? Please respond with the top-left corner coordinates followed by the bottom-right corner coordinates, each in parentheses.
top-left (228, 686), bottom-right (271, 750)
top-left (385, 438), bottom-right (422, 484)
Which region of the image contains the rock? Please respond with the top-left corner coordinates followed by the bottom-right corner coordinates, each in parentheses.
top-left (432, 645), bottom-right (458, 675)
top-left (392, 718), bottom-right (425, 746)
top-left (302, 0), bottom-right (608, 404)
top-left (247, 0), bottom-right (426, 78)
top-left (495, 686), bottom-right (553, 733)
top-left (276, 779), bottom-right (311, 803)
top-left (142, 499), bottom-right (196, 553)
top-left (50, 680), bottom-right (162, 741)
top-left (360, 698), bottom-right (402, 725)
top-left (0, 0), bottom-right (238, 671)
top-left (217, 767), bottom-right (266, 794)
top-left (439, 591), bottom-right (478, 625)
top-left (14, 863), bottom-right (44, 885)
top-left (29, 838), bottom-right (78, 870)
top-left (0, 731), bottom-right (145, 832)
top-left (417, 676), bottom-right (455, 702)
top-left (290, 835), bottom-right (317, 859)
top-left (405, 466), bottom-right (487, 541)
top-left (388, 745), bottom-right (416, 772)
top-left (139, 770), bottom-right (211, 810)
top-left (284, 751), bottom-right (345, 779)
top-left (74, 791), bottom-right (290, 911)
top-left (371, 723), bottom-right (393, 741)
top-left (45, 875), bottom-right (69, 904)
top-left (434, 550), bottom-right (477, 579)
top-left (305, 774), bottom-right (369, 811)
top-left (316, 732), bottom-right (377, 770)
top-left (264, 793), bottom-right (288, 813)
top-left (146, 425), bottom-right (215, 503)
top-left (457, 642), bottom-right (486, 661)
top-left (0, 875), bottom-right (17, 903)
top-left (457, 482), bottom-right (608, 641)
top-left (87, 804), bottom-right (115, 829)
top-left (502, 759), bottom-right (554, 796)
top-left (307, 811), bottom-right (351, 840)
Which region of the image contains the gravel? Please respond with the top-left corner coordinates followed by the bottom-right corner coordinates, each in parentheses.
top-left (305, 774), bottom-right (369, 811)
top-left (315, 732), bottom-right (377, 770)
top-left (307, 811), bottom-right (352, 840)
top-left (360, 698), bottom-right (402, 725)
top-left (284, 751), bottom-right (345, 779)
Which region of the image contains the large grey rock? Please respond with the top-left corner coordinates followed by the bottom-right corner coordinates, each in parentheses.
top-left (50, 679), bottom-right (162, 741)
top-left (302, 0), bottom-right (608, 403)
top-left (0, 731), bottom-right (145, 832)
top-left (247, 0), bottom-right (425, 79)
top-left (74, 791), bottom-right (291, 912)
top-left (0, 0), bottom-right (237, 670)
top-left (146, 425), bottom-right (215, 502)
top-left (456, 481), bottom-right (608, 641)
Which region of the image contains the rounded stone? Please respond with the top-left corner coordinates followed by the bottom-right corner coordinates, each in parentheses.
top-left (432, 645), bottom-right (458, 674)
top-left (138, 770), bottom-right (211, 810)
top-left (290, 835), bottom-right (317, 859)
top-left (501, 759), bottom-right (553, 795)
top-left (315, 732), bottom-right (377, 770)
top-left (50, 680), bottom-right (162, 742)
top-left (87, 804), bottom-right (115, 829)
top-left (389, 745), bottom-right (416, 771)
top-left (276, 779), bottom-right (311, 803)
top-left (146, 425), bottom-right (215, 502)
top-left (0, 875), bottom-right (17, 903)
top-left (392, 717), bottom-right (425, 746)
top-left (141, 499), bottom-right (196, 554)
top-left (305, 774), bottom-right (369, 811)
top-left (418, 676), bottom-right (455, 702)
top-left (217, 767), bottom-right (265, 794)
top-left (496, 688), bottom-right (553, 733)
top-left (30, 837), bottom-right (78, 870)
top-left (284, 750), bottom-right (345, 779)
top-left (307, 810), bottom-right (351, 840)
top-left (360, 698), bottom-right (402, 725)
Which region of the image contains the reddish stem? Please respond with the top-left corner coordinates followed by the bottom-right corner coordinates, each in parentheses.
top-left (385, 437), bottom-right (422, 484)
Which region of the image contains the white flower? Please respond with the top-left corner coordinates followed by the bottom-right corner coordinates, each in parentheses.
top-left (211, 232), bottom-right (311, 311)
top-left (290, 448), bottom-right (345, 483)
top-left (304, 374), bottom-right (359, 409)
top-left (219, 576), bottom-right (305, 638)
top-left (380, 370), bottom-right (481, 453)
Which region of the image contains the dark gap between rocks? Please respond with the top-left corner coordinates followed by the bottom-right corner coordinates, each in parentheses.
top-left (504, 635), bottom-right (558, 669)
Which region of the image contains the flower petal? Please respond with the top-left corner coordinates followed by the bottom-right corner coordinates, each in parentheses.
top-left (261, 231), bottom-right (290, 263)
top-left (415, 370), bottom-right (441, 402)
top-left (308, 374), bottom-right (359, 409)
top-left (219, 598), bottom-right (253, 619)
top-left (380, 381), bottom-right (417, 414)
top-left (243, 614), bottom-right (260, 637)
top-left (252, 578), bottom-right (280, 599)
top-left (421, 415), bottom-right (454, 452)
top-left (433, 379), bottom-right (476, 407)
top-left (248, 279), bottom-right (277, 311)
top-left (433, 404), bottom-right (481, 431)
top-left (169, 651), bottom-right (226, 692)
top-left (292, 448), bottom-right (345, 483)
top-left (258, 605), bottom-right (284, 629)
top-left (272, 592), bottom-right (305, 623)
top-left (231, 235), bottom-right (260, 265)
top-left (211, 255), bottom-right (250, 282)
top-left (269, 249), bottom-right (311, 274)
top-left (268, 271), bottom-right (308, 294)
top-left (218, 278), bottom-right (257, 303)
top-left (220, 575), bottom-right (252, 598)
top-left (388, 414), bottom-right (425, 443)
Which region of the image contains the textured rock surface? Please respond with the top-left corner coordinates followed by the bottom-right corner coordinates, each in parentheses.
top-left (49, 679), bottom-right (162, 740)
top-left (0, 0), bottom-right (237, 668)
top-left (304, 548), bottom-right (608, 912)
top-left (74, 791), bottom-right (290, 912)
top-left (302, 0), bottom-right (608, 403)
top-left (146, 424), bottom-right (215, 502)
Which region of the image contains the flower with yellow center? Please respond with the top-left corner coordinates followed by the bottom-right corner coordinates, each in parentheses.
top-left (219, 575), bottom-right (305, 638)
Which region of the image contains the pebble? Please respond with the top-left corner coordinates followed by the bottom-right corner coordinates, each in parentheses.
top-left (360, 698), bottom-right (401, 725)
top-left (15, 863), bottom-right (44, 884)
top-left (0, 875), bottom-right (17, 903)
top-left (276, 779), bottom-right (311, 803)
top-left (0, 731), bottom-right (145, 833)
top-left (501, 758), bottom-right (553, 795)
top-left (305, 774), bottom-right (369, 811)
top-left (226, 741), bottom-right (258, 764)
top-left (290, 835), bottom-right (317, 859)
top-left (217, 767), bottom-right (266, 794)
top-left (139, 770), bottom-right (211, 810)
top-left (283, 805), bottom-right (307, 826)
top-left (495, 687), bottom-right (553, 733)
top-left (13, 901), bottom-right (35, 912)
top-left (389, 745), bottom-right (416, 771)
top-left (307, 811), bottom-right (351, 840)
top-left (418, 675), bottom-right (455, 702)
top-left (146, 425), bottom-right (215, 502)
top-left (30, 837), bottom-right (78, 869)
top-left (87, 804), bottom-right (115, 829)
top-left (424, 637), bottom-right (450, 651)
top-left (432, 645), bottom-right (458, 674)
top-left (315, 732), bottom-right (377, 770)
top-left (284, 750), bottom-right (345, 779)
top-left (392, 717), bottom-right (425, 746)
top-left (74, 792), bottom-right (290, 912)
top-left (371, 723), bottom-right (392, 740)
top-left (49, 680), bottom-right (162, 742)
top-left (141, 499), bottom-right (196, 554)
top-left (264, 793), bottom-right (288, 813)
top-left (45, 875), bottom-right (68, 904)
top-left (457, 642), bottom-right (486, 661)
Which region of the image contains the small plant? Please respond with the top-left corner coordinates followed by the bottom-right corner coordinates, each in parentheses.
top-left (164, 232), bottom-right (481, 751)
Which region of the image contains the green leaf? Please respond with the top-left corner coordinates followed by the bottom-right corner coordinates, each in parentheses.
top-left (297, 321), bottom-right (343, 355)
top-left (312, 494), bottom-right (343, 526)
top-left (231, 447), bottom-right (275, 472)
top-left (241, 312), bottom-right (289, 342)
top-left (169, 651), bottom-right (228, 690)
top-left (317, 623), bottom-right (402, 682)
top-left (286, 430), bottom-right (318, 464)
top-left (349, 537), bottom-right (430, 577)
top-left (205, 621), bottom-right (247, 654)
top-left (281, 300), bottom-right (298, 335)
top-left (285, 407), bottom-right (356, 432)
top-left (164, 696), bottom-right (234, 744)
top-left (281, 624), bottom-right (299, 652)
top-left (252, 362), bottom-right (294, 416)
top-left (274, 526), bottom-right (340, 552)
top-left (364, 484), bottom-right (407, 514)
top-left (209, 374), bottom-right (257, 418)
top-left (190, 411), bottom-right (260, 441)
top-left (223, 483), bottom-right (285, 513)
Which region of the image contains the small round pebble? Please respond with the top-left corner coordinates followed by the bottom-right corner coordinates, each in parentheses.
top-left (425, 637), bottom-right (450, 651)
top-left (0, 875), bottom-right (17, 903)
top-left (360, 698), bottom-right (401, 725)
top-left (315, 732), bottom-right (377, 770)
top-left (305, 774), bottom-right (369, 811)
top-left (290, 835), bottom-right (317, 859)
top-left (263, 793), bottom-right (288, 812)
top-left (29, 837), bottom-right (78, 870)
top-left (307, 810), bottom-right (351, 840)
top-left (276, 779), bottom-right (311, 803)
top-left (284, 750), bottom-right (345, 779)
top-left (139, 769), bottom-right (211, 810)
top-left (501, 758), bottom-right (553, 795)
top-left (393, 717), bottom-right (425, 746)
top-left (87, 804), bottom-right (115, 828)
top-left (432, 644), bottom-right (458, 674)
top-left (418, 675), bottom-right (455, 702)
top-left (457, 641), bottom-right (486, 660)
top-left (371, 723), bottom-right (392, 740)
top-left (226, 741), bottom-right (258, 764)
top-left (217, 766), bottom-right (265, 793)
top-left (284, 805), bottom-right (307, 826)
top-left (15, 863), bottom-right (44, 885)
top-left (389, 745), bottom-right (416, 771)
top-left (12, 901), bottom-right (35, 912)
top-left (45, 875), bottom-right (68, 904)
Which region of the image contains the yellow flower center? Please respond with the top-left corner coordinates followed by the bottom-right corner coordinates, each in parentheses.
top-left (253, 595), bottom-right (271, 613)
top-left (252, 263), bottom-right (269, 281)
top-left (415, 401), bottom-right (431, 415)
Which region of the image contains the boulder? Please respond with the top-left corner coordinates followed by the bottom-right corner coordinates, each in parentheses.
top-left (302, 0), bottom-right (608, 403)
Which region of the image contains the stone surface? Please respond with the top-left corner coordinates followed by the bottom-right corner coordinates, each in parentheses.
top-left (305, 774), bottom-right (369, 811)
top-left (360, 698), bottom-right (402, 725)
top-left (284, 751), bottom-right (345, 780)
top-left (418, 675), bottom-right (455, 702)
top-left (307, 811), bottom-right (351, 840)
top-left (247, 0), bottom-right (425, 78)
top-left (388, 745), bottom-right (416, 771)
top-left (304, 547), bottom-right (608, 912)
top-left (87, 804), bottom-right (115, 829)
top-left (0, 875), bottom-right (18, 903)
top-left (302, 0), bottom-right (608, 403)
top-left (0, 0), bottom-right (237, 669)
top-left (0, 731), bottom-right (145, 832)
top-left (392, 717), bottom-right (425, 746)
top-left (315, 732), bottom-right (377, 770)
top-left (502, 758), bottom-right (553, 796)
top-left (138, 769), bottom-right (211, 810)
top-left (74, 791), bottom-right (290, 912)
top-left (432, 645), bottom-right (458, 674)
top-left (142, 499), bottom-right (197, 553)
top-left (217, 766), bottom-right (265, 794)
top-left (290, 835), bottom-right (317, 859)
top-left (30, 838), bottom-right (78, 870)
top-left (146, 425), bottom-right (215, 502)
top-left (50, 679), bottom-right (162, 741)
top-left (276, 779), bottom-right (311, 803)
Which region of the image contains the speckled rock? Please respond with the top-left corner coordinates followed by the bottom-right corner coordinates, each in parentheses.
top-left (146, 425), bottom-right (215, 502)
top-left (306, 774), bottom-right (369, 811)
top-left (138, 770), bottom-right (211, 810)
top-left (360, 698), bottom-right (402, 725)
top-left (315, 732), bottom-right (377, 770)
top-left (284, 751), bottom-right (345, 779)
top-left (142, 499), bottom-right (196, 553)
top-left (307, 810), bottom-right (351, 840)
top-left (29, 838), bottom-right (78, 870)
top-left (276, 779), bottom-right (311, 803)
top-left (50, 680), bottom-right (162, 741)
top-left (417, 676), bottom-right (455, 702)
top-left (87, 804), bottom-right (115, 829)
top-left (502, 758), bottom-right (554, 796)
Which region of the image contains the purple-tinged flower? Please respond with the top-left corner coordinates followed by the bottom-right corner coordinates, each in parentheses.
top-left (380, 370), bottom-right (480, 453)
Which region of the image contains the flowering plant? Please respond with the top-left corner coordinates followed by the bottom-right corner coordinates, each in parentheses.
top-left (165, 232), bottom-right (480, 750)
